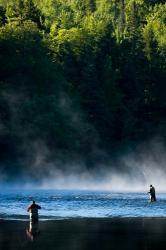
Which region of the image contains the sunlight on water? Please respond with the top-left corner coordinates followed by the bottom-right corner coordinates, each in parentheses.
top-left (1, 190), bottom-right (166, 220)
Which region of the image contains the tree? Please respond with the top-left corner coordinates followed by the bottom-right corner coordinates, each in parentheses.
top-left (142, 3), bottom-right (166, 137)
top-left (0, 5), bottom-right (6, 26)
top-left (5, 0), bottom-right (44, 28)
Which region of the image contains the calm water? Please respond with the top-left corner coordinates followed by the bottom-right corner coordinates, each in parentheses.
top-left (0, 190), bottom-right (166, 220)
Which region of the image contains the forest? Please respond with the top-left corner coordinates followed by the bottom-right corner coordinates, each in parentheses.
top-left (0, 0), bottom-right (166, 178)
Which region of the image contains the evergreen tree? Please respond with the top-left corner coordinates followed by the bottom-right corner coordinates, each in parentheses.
top-left (0, 5), bottom-right (6, 26)
top-left (5, 0), bottom-right (44, 27)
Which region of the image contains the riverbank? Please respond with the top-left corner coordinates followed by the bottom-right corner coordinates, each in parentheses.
top-left (0, 218), bottom-right (166, 250)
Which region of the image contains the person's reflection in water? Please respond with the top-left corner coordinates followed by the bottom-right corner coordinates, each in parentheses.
top-left (26, 220), bottom-right (40, 241)
top-left (26, 200), bottom-right (41, 241)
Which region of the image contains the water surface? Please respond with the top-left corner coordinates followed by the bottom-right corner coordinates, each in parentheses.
top-left (0, 190), bottom-right (166, 220)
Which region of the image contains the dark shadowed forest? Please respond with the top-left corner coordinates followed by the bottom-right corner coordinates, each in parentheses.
top-left (0, 0), bottom-right (165, 180)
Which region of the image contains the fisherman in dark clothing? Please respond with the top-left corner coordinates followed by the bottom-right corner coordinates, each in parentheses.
top-left (27, 200), bottom-right (41, 222)
top-left (148, 185), bottom-right (156, 202)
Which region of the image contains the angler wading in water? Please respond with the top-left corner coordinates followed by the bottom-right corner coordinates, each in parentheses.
top-left (148, 185), bottom-right (156, 202)
top-left (27, 200), bottom-right (41, 222)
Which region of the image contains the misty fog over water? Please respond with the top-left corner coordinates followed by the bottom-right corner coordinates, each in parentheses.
top-left (1, 138), bottom-right (166, 192)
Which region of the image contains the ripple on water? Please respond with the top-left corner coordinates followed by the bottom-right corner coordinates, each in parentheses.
top-left (0, 190), bottom-right (166, 220)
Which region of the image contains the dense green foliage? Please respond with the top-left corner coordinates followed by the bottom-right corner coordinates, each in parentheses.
top-left (0, 0), bottom-right (165, 174)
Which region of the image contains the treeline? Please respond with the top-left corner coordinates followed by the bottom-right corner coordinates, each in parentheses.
top-left (0, 0), bottom-right (165, 174)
